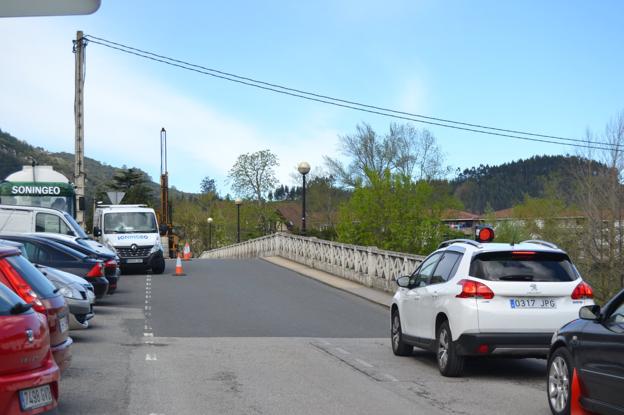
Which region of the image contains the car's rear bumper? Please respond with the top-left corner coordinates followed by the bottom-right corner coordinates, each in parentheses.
top-left (51, 337), bottom-right (73, 373)
top-left (85, 277), bottom-right (109, 299)
top-left (0, 355), bottom-right (59, 415)
top-left (455, 332), bottom-right (553, 357)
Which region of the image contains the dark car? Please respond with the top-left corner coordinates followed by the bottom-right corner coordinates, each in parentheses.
top-left (0, 246), bottom-right (73, 373)
top-left (547, 288), bottom-right (624, 415)
top-left (29, 233), bottom-right (120, 294)
top-left (0, 282), bottom-right (60, 414)
top-left (0, 235), bottom-right (109, 299)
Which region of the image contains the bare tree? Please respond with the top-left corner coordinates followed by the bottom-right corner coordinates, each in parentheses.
top-left (324, 122), bottom-right (448, 187)
top-left (228, 150), bottom-right (279, 203)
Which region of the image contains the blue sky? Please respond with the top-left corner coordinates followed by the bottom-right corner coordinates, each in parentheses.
top-left (1, 1), bottom-right (623, 194)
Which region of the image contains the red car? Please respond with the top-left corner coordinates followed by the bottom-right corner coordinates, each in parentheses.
top-left (0, 281), bottom-right (60, 414)
top-left (0, 247), bottom-right (72, 373)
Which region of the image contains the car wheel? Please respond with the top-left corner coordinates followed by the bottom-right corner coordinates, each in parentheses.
top-left (547, 347), bottom-right (573, 415)
top-left (391, 310), bottom-right (413, 356)
top-left (436, 321), bottom-right (464, 377)
top-left (151, 258), bottom-right (165, 275)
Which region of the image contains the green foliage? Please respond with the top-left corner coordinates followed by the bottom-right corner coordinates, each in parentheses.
top-left (228, 150), bottom-right (278, 201)
top-left (110, 168), bottom-right (154, 205)
top-left (336, 170), bottom-right (461, 255)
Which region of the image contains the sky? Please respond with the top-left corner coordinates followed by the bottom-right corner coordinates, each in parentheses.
top-left (1, 1), bottom-right (623, 194)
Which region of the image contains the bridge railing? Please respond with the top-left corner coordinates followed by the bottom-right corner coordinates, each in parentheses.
top-left (200, 233), bottom-right (425, 293)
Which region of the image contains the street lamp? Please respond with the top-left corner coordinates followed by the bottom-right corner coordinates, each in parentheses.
top-left (235, 199), bottom-right (242, 243)
top-left (207, 217), bottom-right (213, 250)
top-left (297, 161), bottom-right (311, 235)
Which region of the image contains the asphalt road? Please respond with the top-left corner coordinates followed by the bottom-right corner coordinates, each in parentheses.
top-left (58, 258), bottom-right (551, 415)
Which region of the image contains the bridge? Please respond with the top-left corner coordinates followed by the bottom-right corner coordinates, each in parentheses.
top-left (57, 234), bottom-right (550, 415)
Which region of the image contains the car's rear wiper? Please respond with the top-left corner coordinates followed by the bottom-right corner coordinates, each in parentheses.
top-left (10, 302), bottom-right (33, 315)
top-left (500, 275), bottom-right (534, 281)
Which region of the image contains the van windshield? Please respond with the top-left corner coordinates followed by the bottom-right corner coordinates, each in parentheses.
top-left (104, 212), bottom-right (157, 234)
top-left (63, 212), bottom-right (88, 238)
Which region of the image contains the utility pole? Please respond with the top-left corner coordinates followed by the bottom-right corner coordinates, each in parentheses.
top-left (73, 31), bottom-right (87, 226)
top-left (160, 128), bottom-right (174, 258)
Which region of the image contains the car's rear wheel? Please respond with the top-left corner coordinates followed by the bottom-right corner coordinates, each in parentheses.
top-left (436, 321), bottom-right (464, 377)
top-left (391, 310), bottom-right (413, 356)
top-left (547, 347), bottom-right (573, 415)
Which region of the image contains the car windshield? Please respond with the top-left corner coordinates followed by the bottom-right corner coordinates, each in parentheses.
top-left (64, 212), bottom-right (88, 238)
top-left (104, 212), bottom-right (157, 234)
top-left (470, 251), bottom-right (579, 282)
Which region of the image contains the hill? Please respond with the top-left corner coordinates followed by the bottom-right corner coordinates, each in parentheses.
top-left (451, 155), bottom-right (603, 213)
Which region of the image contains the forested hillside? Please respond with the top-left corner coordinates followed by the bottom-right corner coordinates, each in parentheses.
top-left (451, 155), bottom-right (602, 213)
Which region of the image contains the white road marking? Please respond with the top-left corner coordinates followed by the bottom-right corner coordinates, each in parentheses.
top-left (383, 374), bottom-right (399, 382)
top-left (318, 340), bottom-right (331, 346)
top-left (145, 306), bottom-right (151, 311)
top-left (355, 358), bottom-right (374, 368)
top-left (144, 332), bottom-right (154, 337)
top-left (145, 354), bottom-right (157, 361)
top-left (335, 347), bottom-right (350, 355)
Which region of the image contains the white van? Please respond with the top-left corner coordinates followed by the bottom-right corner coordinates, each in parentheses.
top-left (0, 204), bottom-right (113, 255)
top-left (93, 205), bottom-right (166, 274)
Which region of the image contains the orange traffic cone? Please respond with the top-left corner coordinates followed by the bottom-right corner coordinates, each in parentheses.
top-left (173, 254), bottom-right (186, 276)
top-left (571, 368), bottom-right (593, 415)
top-left (183, 242), bottom-right (192, 261)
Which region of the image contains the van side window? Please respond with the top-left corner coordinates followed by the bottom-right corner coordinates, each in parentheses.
top-left (36, 213), bottom-right (71, 235)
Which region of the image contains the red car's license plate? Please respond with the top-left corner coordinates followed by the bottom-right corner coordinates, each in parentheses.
top-left (19, 384), bottom-right (53, 411)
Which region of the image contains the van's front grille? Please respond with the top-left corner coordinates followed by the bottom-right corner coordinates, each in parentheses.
top-left (117, 246), bottom-right (151, 258)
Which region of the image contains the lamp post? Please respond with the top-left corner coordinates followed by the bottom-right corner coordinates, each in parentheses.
top-left (297, 161), bottom-right (311, 235)
top-left (207, 217), bottom-right (213, 250)
top-left (235, 199), bottom-right (242, 243)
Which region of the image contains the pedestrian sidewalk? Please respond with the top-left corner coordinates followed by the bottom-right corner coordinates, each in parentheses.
top-left (262, 256), bottom-right (393, 308)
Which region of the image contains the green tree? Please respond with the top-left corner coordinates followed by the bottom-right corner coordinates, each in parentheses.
top-left (228, 150), bottom-right (279, 202)
top-left (109, 168), bottom-right (153, 205)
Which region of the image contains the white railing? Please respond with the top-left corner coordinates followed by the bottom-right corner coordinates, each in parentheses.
top-left (200, 233), bottom-right (425, 293)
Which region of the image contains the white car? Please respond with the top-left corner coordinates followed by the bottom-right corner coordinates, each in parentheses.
top-left (390, 232), bottom-right (594, 377)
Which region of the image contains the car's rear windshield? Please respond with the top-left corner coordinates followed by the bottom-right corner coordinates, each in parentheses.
top-left (469, 251), bottom-right (579, 282)
top-left (0, 282), bottom-right (30, 316)
top-left (5, 255), bottom-right (57, 298)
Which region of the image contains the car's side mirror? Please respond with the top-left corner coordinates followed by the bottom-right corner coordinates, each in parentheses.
top-left (93, 226), bottom-right (102, 237)
top-left (396, 276), bottom-right (411, 288)
top-left (159, 223), bottom-right (169, 236)
top-left (579, 305), bottom-right (601, 321)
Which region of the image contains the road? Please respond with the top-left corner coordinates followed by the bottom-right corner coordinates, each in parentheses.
top-left (58, 259), bottom-right (551, 415)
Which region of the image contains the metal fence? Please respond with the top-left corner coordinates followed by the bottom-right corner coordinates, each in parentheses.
top-left (200, 233), bottom-right (425, 293)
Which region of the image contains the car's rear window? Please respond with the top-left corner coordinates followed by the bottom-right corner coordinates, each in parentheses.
top-left (469, 251), bottom-right (579, 282)
top-left (5, 255), bottom-right (57, 299)
top-left (0, 282), bottom-right (30, 316)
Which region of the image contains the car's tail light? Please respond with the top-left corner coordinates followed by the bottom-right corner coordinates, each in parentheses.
top-left (456, 279), bottom-right (495, 299)
top-left (86, 262), bottom-right (103, 278)
top-left (0, 258), bottom-right (46, 313)
top-left (104, 259), bottom-right (117, 269)
top-left (571, 281), bottom-right (593, 300)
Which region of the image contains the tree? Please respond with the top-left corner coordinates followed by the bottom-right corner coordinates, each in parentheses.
top-left (325, 122), bottom-right (449, 187)
top-left (229, 150), bottom-right (279, 202)
top-left (109, 168), bottom-right (153, 205)
top-left (200, 176), bottom-right (217, 195)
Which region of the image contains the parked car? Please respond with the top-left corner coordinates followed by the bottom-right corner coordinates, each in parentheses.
top-left (547, 288), bottom-right (624, 415)
top-left (0, 238), bottom-right (95, 330)
top-left (36, 265), bottom-right (95, 330)
top-left (30, 232), bottom-right (120, 294)
top-left (0, 282), bottom-right (60, 414)
top-left (0, 234), bottom-right (109, 299)
top-left (391, 230), bottom-right (594, 377)
top-left (0, 246), bottom-right (72, 373)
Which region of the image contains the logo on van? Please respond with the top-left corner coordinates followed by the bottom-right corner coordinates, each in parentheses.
top-left (117, 235), bottom-right (149, 240)
top-left (11, 185), bottom-right (61, 195)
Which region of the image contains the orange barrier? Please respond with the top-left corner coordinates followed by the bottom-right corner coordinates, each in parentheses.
top-left (571, 368), bottom-right (593, 415)
top-left (173, 254), bottom-right (186, 276)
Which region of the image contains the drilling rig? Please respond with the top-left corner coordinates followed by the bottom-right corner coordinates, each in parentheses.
top-left (160, 128), bottom-right (175, 258)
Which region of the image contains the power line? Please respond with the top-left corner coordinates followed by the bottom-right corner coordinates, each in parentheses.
top-left (83, 34), bottom-right (620, 152)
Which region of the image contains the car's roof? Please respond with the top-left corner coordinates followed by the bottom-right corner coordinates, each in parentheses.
top-left (26, 232), bottom-right (77, 242)
top-left (0, 234), bottom-right (88, 259)
top-left (442, 241), bottom-right (564, 254)
top-left (0, 246), bottom-right (20, 258)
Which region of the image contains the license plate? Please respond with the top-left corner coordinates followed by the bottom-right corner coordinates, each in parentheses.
top-left (126, 258), bottom-right (143, 264)
top-left (58, 314), bottom-right (69, 333)
top-left (510, 298), bottom-right (557, 309)
top-left (19, 384), bottom-right (53, 411)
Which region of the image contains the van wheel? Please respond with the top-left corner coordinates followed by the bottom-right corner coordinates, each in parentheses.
top-left (437, 321), bottom-right (464, 377)
top-left (151, 258), bottom-right (165, 274)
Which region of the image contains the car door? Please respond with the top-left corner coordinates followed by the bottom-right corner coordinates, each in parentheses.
top-left (577, 292), bottom-right (624, 410)
top-left (401, 253), bottom-right (442, 339)
top-left (418, 251), bottom-right (463, 340)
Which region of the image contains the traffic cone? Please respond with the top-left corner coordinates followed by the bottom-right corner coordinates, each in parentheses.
top-left (571, 368), bottom-right (593, 415)
top-left (183, 242), bottom-right (192, 261)
top-left (173, 254), bottom-right (186, 276)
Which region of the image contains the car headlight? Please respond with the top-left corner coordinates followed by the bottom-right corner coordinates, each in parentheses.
top-left (149, 242), bottom-right (163, 254)
top-left (58, 284), bottom-right (81, 299)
